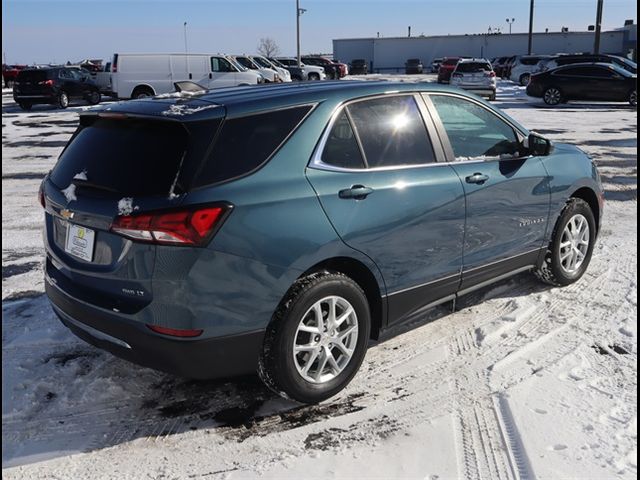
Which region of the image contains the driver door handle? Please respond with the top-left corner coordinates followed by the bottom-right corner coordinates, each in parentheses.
top-left (339, 185), bottom-right (374, 200)
top-left (465, 173), bottom-right (489, 184)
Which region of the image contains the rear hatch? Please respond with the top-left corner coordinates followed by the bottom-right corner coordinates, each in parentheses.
top-left (14, 69), bottom-right (52, 95)
top-left (43, 99), bottom-right (224, 313)
top-left (455, 62), bottom-right (493, 84)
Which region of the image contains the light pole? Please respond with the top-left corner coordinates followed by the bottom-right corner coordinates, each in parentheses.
top-left (506, 18), bottom-right (515, 34)
top-left (296, 0), bottom-right (307, 67)
top-left (593, 0), bottom-right (604, 54)
top-left (183, 22), bottom-right (188, 54)
top-left (527, 0), bottom-right (534, 54)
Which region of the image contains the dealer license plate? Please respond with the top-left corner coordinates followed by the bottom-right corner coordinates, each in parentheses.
top-left (64, 224), bottom-right (95, 262)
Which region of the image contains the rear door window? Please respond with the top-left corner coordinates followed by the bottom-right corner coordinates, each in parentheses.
top-left (50, 118), bottom-right (193, 197)
top-left (193, 105), bottom-right (313, 186)
top-left (346, 95), bottom-right (436, 167)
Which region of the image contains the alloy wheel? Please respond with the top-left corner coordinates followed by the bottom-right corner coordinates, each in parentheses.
top-left (293, 296), bottom-right (359, 384)
top-left (559, 214), bottom-right (590, 274)
top-left (544, 88), bottom-right (561, 105)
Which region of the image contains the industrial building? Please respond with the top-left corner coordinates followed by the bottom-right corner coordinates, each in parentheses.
top-left (333, 22), bottom-right (637, 72)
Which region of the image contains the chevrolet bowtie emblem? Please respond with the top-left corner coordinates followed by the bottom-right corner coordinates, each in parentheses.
top-left (60, 209), bottom-right (74, 220)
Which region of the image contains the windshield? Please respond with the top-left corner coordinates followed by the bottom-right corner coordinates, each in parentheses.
top-left (609, 63), bottom-right (635, 77)
top-left (253, 56), bottom-right (274, 69)
top-left (268, 58), bottom-right (286, 68)
top-left (235, 57), bottom-right (258, 70)
top-left (226, 57), bottom-right (246, 71)
top-left (611, 56), bottom-right (637, 73)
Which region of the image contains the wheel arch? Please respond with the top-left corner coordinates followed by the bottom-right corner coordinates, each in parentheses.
top-left (570, 186), bottom-right (600, 234)
top-left (300, 256), bottom-right (385, 340)
top-left (130, 83), bottom-right (156, 98)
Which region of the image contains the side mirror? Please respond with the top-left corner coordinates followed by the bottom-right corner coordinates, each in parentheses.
top-left (526, 132), bottom-right (553, 156)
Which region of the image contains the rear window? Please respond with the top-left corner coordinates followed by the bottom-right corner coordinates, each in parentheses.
top-left (192, 105), bottom-right (313, 187)
top-left (17, 69), bottom-right (49, 82)
top-left (50, 118), bottom-right (192, 197)
top-left (456, 62), bottom-right (491, 73)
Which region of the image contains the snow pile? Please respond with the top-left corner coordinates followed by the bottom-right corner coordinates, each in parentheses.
top-left (161, 104), bottom-right (220, 116)
top-left (116, 197), bottom-right (136, 216)
top-left (60, 184), bottom-right (76, 203)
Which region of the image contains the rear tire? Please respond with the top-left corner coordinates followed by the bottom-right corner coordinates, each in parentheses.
top-left (543, 87), bottom-right (562, 105)
top-left (18, 102), bottom-right (32, 111)
top-left (258, 271), bottom-right (370, 404)
top-left (87, 90), bottom-right (101, 105)
top-left (630, 90), bottom-right (637, 107)
top-left (535, 198), bottom-right (596, 286)
top-left (131, 86), bottom-right (154, 99)
top-left (308, 73), bottom-right (320, 81)
top-left (58, 91), bottom-right (69, 109)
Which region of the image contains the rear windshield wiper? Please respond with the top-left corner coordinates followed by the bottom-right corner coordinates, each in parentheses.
top-left (71, 178), bottom-right (120, 193)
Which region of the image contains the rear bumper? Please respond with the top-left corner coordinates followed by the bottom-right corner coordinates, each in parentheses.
top-left (453, 85), bottom-right (496, 96)
top-left (13, 94), bottom-right (56, 102)
top-left (46, 278), bottom-right (265, 380)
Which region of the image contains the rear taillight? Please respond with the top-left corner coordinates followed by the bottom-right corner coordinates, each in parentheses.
top-left (147, 325), bottom-right (203, 337)
top-left (111, 204), bottom-right (231, 246)
top-left (38, 182), bottom-right (46, 208)
top-left (486, 71), bottom-right (496, 77)
top-left (38, 79), bottom-right (54, 86)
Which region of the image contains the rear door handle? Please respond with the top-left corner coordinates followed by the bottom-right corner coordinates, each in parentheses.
top-left (465, 173), bottom-right (489, 184)
top-left (339, 185), bottom-right (374, 200)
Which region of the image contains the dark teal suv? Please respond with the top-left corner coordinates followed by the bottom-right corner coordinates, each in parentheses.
top-left (41, 81), bottom-right (604, 403)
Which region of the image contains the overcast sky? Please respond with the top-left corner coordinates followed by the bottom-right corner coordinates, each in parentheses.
top-left (2, 0), bottom-right (637, 64)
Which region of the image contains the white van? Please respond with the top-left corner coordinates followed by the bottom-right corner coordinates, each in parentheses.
top-left (110, 53), bottom-right (264, 99)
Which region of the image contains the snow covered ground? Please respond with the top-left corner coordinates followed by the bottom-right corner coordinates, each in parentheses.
top-left (2, 80), bottom-right (637, 479)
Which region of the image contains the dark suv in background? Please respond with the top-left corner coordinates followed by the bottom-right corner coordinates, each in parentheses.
top-left (349, 59), bottom-right (368, 75)
top-left (13, 66), bottom-right (101, 110)
top-left (405, 58), bottom-right (424, 74)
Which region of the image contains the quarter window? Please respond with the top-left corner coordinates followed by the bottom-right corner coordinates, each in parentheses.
top-left (194, 105), bottom-right (312, 187)
top-left (346, 95), bottom-right (436, 167)
top-left (430, 95), bottom-right (520, 161)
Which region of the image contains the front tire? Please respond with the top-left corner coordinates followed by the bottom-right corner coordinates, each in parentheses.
top-left (258, 272), bottom-right (370, 404)
top-left (543, 87), bottom-right (562, 105)
top-left (630, 90), bottom-right (637, 107)
top-left (87, 90), bottom-right (101, 105)
top-left (535, 198), bottom-right (596, 286)
top-left (308, 72), bottom-right (320, 81)
top-left (18, 102), bottom-right (32, 111)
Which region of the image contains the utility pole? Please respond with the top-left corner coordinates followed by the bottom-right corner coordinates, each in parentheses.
top-left (527, 0), bottom-right (534, 54)
top-left (594, 0), bottom-right (604, 53)
top-left (296, 0), bottom-right (307, 67)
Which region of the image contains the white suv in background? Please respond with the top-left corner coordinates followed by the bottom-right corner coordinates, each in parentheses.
top-left (251, 55), bottom-right (292, 82)
top-left (275, 58), bottom-right (326, 81)
top-left (509, 55), bottom-right (555, 85)
top-left (450, 58), bottom-right (497, 100)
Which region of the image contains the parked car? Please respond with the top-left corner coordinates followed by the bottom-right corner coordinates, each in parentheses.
top-left (437, 57), bottom-right (461, 83)
top-left (2, 64), bottom-right (27, 88)
top-left (540, 53), bottom-right (637, 74)
top-left (109, 53), bottom-right (264, 99)
top-left (268, 57), bottom-right (304, 81)
top-left (302, 56), bottom-right (339, 79)
top-left (13, 66), bottom-right (101, 110)
top-left (501, 55), bottom-right (518, 79)
top-left (41, 81), bottom-right (604, 403)
top-left (430, 58), bottom-right (443, 73)
top-left (332, 59), bottom-right (349, 78)
top-left (492, 56), bottom-right (511, 77)
top-left (229, 55), bottom-right (282, 83)
top-left (275, 58), bottom-right (326, 81)
top-left (405, 58), bottom-right (423, 74)
top-left (526, 62), bottom-right (637, 106)
top-left (450, 58), bottom-right (497, 100)
top-left (349, 59), bottom-right (368, 75)
top-left (252, 55), bottom-right (292, 82)
top-left (509, 55), bottom-right (555, 85)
